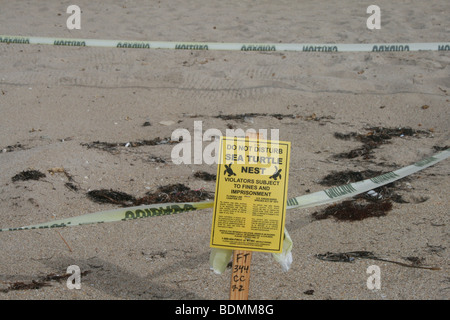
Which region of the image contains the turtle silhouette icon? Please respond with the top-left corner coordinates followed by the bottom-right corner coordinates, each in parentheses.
top-left (269, 166), bottom-right (282, 180)
top-left (224, 163), bottom-right (237, 177)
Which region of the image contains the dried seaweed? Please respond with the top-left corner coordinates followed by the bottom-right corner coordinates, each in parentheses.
top-left (11, 170), bottom-right (46, 182)
top-left (316, 251), bottom-right (376, 263)
top-left (334, 144), bottom-right (378, 160)
top-left (65, 182), bottom-right (79, 191)
top-left (148, 156), bottom-right (167, 163)
top-left (0, 271), bottom-right (90, 293)
top-left (87, 189), bottom-right (136, 205)
top-left (213, 112), bottom-right (332, 122)
top-left (403, 256), bottom-right (425, 267)
top-left (214, 113), bottom-right (295, 121)
top-left (81, 137), bottom-right (177, 153)
top-left (133, 184), bottom-right (212, 205)
top-left (193, 171), bottom-right (217, 181)
top-left (130, 137), bottom-right (176, 147)
top-left (41, 271), bottom-right (90, 282)
top-left (433, 145), bottom-right (450, 152)
top-left (333, 126), bottom-right (431, 160)
top-left (86, 184), bottom-right (213, 206)
top-left (315, 251), bottom-right (440, 270)
top-left (312, 199), bottom-right (392, 221)
top-left (0, 280), bottom-right (51, 292)
top-left (1, 143), bottom-right (27, 153)
top-left (319, 170), bottom-right (384, 186)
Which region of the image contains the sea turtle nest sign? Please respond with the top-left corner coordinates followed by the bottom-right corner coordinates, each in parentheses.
top-left (210, 136), bottom-right (291, 253)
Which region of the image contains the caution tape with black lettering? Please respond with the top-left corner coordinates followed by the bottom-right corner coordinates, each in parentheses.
top-left (0, 35), bottom-right (449, 52)
top-left (1, 148), bottom-right (448, 232)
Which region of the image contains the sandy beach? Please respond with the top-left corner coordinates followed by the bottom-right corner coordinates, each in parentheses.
top-left (0, 0), bottom-right (449, 300)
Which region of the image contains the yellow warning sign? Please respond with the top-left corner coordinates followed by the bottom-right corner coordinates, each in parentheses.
top-left (210, 136), bottom-right (290, 253)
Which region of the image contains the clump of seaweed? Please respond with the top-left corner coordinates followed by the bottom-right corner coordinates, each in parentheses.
top-left (333, 126), bottom-right (431, 160)
top-left (87, 189), bottom-right (136, 205)
top-left (1, 143), bottom-right (27, 153)
top-left (214, 113), bottom-right (295, 121)
top-left (312, 199), bottom-right (393, 222)
top-left (315, 251), bottom-right (440, 270)
top-left (11, 170), bottom-right (46, 182)
top-left (0, 271), bottom-right (90, 293)
top-left (433, 145), bottom-right (449, 152)
top-left (0, 280), bottom-right (51, 292)
top-left (193, 171), bottom-right (217, 181)
top-left (86, 184), bottom-right (213, 207)
top-left (133, 184), bottom-right (212, 205)
top-left (319, 169), bottom-right (383, 186)
top-left (81, 137), bottom-right (177, 153)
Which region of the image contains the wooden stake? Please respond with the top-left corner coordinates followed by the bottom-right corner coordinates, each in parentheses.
top-left (229, 132), bottom-right (262, 300)
top-left (229, 250), bottom-right (252, 300)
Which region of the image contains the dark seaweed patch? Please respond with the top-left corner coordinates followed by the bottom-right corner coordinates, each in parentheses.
top-left (129, 137), bottom-right (175, 147)
top-left (148, 156), bottom-right (167, 163)
top-left (193, 171), bottom-right (217, 181)
top-left (333, 132), bottom-right (358, 141)
top-left (0, 280), bottom-right (51, 292)
top-left (315, 251), bottom-right (439, 270)
top-left (0, 271), bottom-right (90, 293)
top-left (303, 289), bottom-right (315, 295)
top-left (316, 251), bottom-right (376, 263)
top-left (319, 170), bottom-right (384, 186)
top-left (312, 199), bottom-right (392, 221)
top-left (41, 271), bottom-right (90, 283)
top-left (1, 143), bottom-right (27, 153)
top-left (403, 256), bottom-right (425, 267)
top-left (333, 127), bottom-right (431, 160)
top-left (81, 137), bottom-right (177, 153)
top-left (214, 113), bottom-right (295, 121)
top-left (87, 189), bottom-right (136, 205)
top-left (11, 170), bottom-right (46, 182)
top-left (213, 112), bottom-right (333, 122)
top-left (433, 145), bottom-right (449, 152)
top-left (333, 144), bottom-right (378, 159)
top-left (133, 184), bottom-right (212, 205)
top-left (81, 141), bottom-right (120, 152)
top-left (86, 184), bottom-right (213, 206)
top-left (64, 182), bottom-right (79, 191)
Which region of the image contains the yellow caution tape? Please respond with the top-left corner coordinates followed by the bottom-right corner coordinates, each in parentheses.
top-left (0, 201), bottom-right (214, 232)
top-left (1, 35), bottom-right (449, 52)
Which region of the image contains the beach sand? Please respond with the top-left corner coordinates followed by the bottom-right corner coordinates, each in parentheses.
top-left (0, 0), bottom-right (448, 300)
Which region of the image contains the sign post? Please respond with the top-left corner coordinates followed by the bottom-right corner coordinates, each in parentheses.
top-left (210, 133), bottom-right (290, 300)
top-left (229, 249), bottom-right (252, 300)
